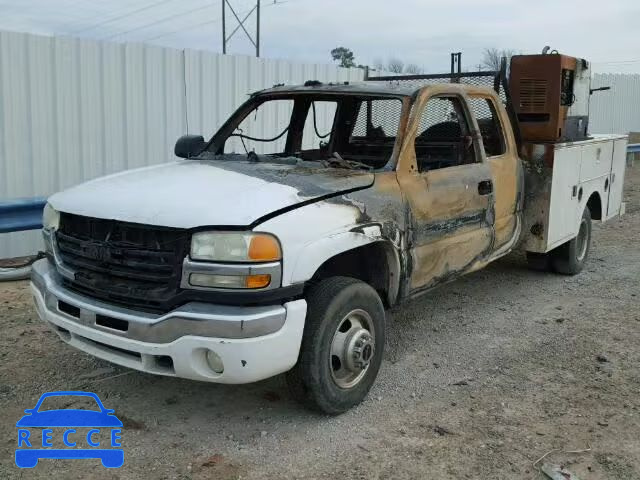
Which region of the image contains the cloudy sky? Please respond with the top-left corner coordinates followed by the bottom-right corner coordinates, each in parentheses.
top-left (1, 0), bottom-right (639, 73)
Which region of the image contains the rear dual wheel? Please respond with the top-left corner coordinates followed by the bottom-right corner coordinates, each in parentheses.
top-left (526, 207), bottom-right (592, 275)
top-left (286, 276), bottom-right (385, 414)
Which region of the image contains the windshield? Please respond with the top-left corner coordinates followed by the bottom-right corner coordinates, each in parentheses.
top-left (226, 99), bottom-right (294, 155)
top-left (208, 94), bottom-right (406, 170)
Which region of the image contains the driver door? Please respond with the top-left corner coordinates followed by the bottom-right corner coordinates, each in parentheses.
top-left (397, 93), bottom-right (495, 294)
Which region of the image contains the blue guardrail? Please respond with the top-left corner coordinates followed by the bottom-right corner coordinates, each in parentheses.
top-left (0, 198), bottom-right (47, 234)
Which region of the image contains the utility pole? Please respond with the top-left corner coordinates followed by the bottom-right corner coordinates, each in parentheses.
top-left (221, 0), bottom-right (261, 57)
top-left (256, 0), bottom-right (260, 58)
top-left (222, 0), bottom-right (226, 54)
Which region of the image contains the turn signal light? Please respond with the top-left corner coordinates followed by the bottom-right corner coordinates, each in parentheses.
top-left (245, 274), bottom-right (271, 289)
top-left (248, 235), bottom-right (281, 262)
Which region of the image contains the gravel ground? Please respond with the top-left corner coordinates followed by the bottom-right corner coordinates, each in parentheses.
top-left (1, 167), bottom-right (639, 480)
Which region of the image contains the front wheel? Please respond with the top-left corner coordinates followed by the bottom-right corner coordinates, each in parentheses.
top-left (551, 207), bottom-right (592, 275)
top-left (286, 276), bottom-right (385, 414)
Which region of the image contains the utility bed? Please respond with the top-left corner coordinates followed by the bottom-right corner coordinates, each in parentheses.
top-left (522, 134), bottom-right (628, 253)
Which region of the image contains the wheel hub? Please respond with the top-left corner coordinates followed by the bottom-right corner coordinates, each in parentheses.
top-left (330, 309), bottom-right (376, 389)
top-left (344, 329), bottom-right (374, 372)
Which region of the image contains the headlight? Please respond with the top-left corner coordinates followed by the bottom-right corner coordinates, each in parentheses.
top-left (43, 203), bottom-right (60, 231)
top-left (190, 232), bottom-right (281, 262)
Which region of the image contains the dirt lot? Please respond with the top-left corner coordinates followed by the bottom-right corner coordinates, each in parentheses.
top-left (1, 167), bottom-right (639, 480)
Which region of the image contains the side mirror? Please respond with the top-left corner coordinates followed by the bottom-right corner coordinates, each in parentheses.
top-left (175, 135), bottom-right (206, 159)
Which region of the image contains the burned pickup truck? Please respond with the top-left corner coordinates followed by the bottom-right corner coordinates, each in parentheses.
top-left (32, 51), bottom-right (627, 413)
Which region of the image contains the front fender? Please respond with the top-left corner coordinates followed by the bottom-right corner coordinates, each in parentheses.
top-left (257, 198), bottom-right (404, 288)
top-left (288, 229), bottom-right (383, 285)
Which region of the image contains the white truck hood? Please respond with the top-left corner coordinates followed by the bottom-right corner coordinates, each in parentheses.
top-left (49, 159), bottom-right (374, 229)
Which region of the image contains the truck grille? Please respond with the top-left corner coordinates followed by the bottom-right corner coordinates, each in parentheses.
top-left (55, 213), bottom-right (188, 312)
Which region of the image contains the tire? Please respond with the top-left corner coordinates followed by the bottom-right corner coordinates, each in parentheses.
top-left (286, 276), bottom-right (385, 414)
top-left (525, 251), bottom-right (551, 271)
top-left (551, 207), bottom-right (592, 275)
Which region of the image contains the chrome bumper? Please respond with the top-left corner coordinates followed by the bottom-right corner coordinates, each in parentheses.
top-left (30, 258), bottom-right (307, 383)
top-left (31, 259), bottom-right (288, 341)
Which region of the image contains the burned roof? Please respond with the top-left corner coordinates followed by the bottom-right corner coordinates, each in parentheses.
top-left (252, 81), bottom-right (420, 98)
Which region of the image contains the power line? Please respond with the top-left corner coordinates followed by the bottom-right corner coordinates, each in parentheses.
top-left (103, 1), bottom-right (220, 40)
top-left (141, 0), bottom-right (295, 43)
top-left (68, 0), bottom-right (180, 35)
top-left (142, 13), bottom-right (226, 41)
top-left (56, 0), bottom-right (121, 30)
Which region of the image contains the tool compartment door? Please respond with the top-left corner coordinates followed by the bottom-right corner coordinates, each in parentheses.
top-left (547, 145), bottom-right (582, 249)
top-left (606, 137), bottom-right (628, 219)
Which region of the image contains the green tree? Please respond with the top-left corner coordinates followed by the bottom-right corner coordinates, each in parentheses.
top-left (331, 47), bottom-right (356, 68)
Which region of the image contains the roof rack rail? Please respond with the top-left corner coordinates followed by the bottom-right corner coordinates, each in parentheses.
top-left (364, 58), bottom-right (521, 148)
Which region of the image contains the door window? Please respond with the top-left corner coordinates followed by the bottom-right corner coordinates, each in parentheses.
top-left (415, 96), bottom-right (476, 171)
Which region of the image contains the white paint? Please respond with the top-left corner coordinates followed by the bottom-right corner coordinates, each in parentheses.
top-left (547, 145), bottom-right (582, 244)
top-left (524, 134), bottom-right (627, 253)
top-left (569, 60), bottom-right (591, 118)
top-left (258, 200), bottom-right (391, 286)
top-left (32, 282), bottom-right (307, 384)
top-left (361, 225), bottom-right (382, 238)
top-left (606, 138), bottom-right (629, 219)
top-left (50, 160), bottom-right (306, 228)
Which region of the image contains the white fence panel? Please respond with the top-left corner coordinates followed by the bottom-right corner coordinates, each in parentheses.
top-left (184, 50), bottom-right (362, 140)
top-left (0, 30), bottom-right (366, 258)
top-left (1, 32), bottom-right (189, 258)
top-left (590, 74), bottom-right (640, 135)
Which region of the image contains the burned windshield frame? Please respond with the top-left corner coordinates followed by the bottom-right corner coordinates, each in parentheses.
top-left (204, 92), bottom-right (411, 170)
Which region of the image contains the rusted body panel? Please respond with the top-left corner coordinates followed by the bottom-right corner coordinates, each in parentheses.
top-left (510, 54), bottom-right (579, 142)
top-left (519, 143), bottom-right (555, 252)
top-left (394, 84), bottom-right (522, 297)
top-left (397, 163), bottom-right (494, 291)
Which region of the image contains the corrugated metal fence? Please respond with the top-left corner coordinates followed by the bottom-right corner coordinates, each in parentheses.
top-left (0, 30), bottom-right (364, 258)
top-left (590, 74), bottom-right (640, 134)
top-left (2, 30), bottom-right (640, 258)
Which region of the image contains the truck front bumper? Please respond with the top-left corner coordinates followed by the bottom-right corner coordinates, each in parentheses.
top-left (30, 259), bottom-right (307, 384)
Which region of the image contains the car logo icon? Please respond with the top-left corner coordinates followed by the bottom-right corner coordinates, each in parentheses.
top-left (15, 391), bottom-right (123, 468)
